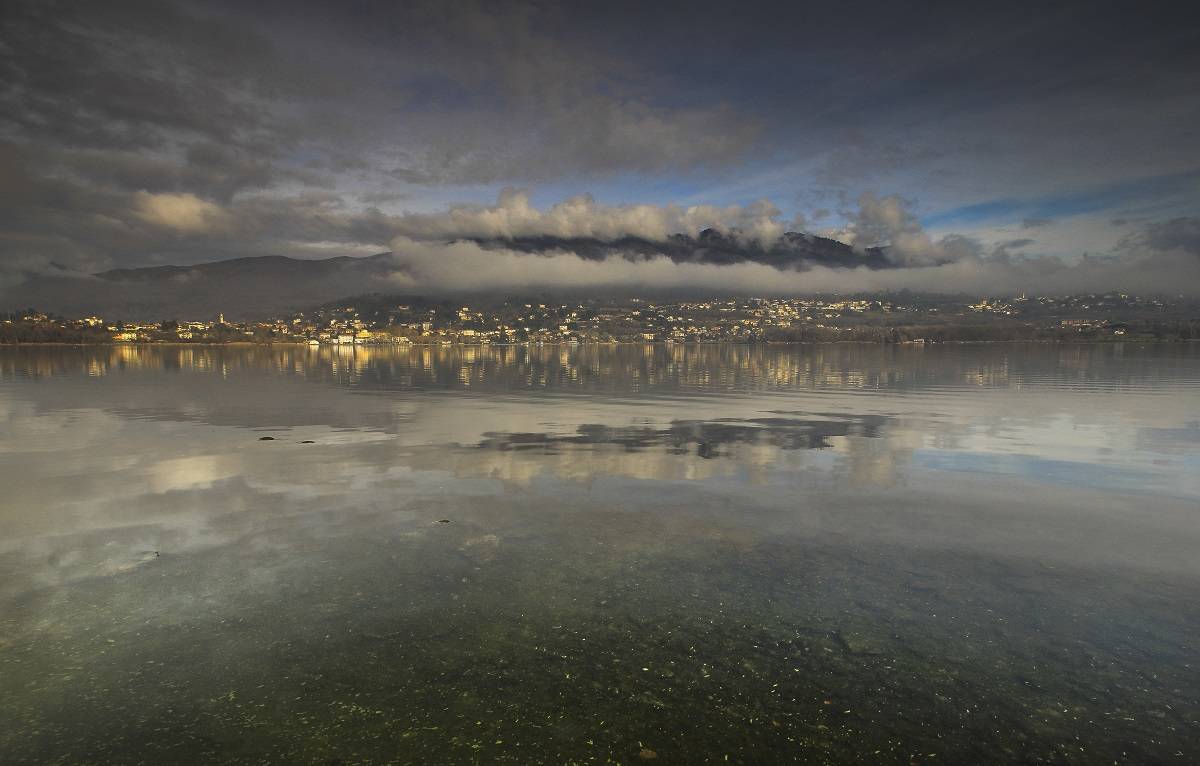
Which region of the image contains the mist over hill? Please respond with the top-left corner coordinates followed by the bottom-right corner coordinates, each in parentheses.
top-left (5, 215), bottom-right (1196, 321)
top-left (0, 229), bottom-right (897, 320)
top-left (2, 254), bottom-right (399, 321)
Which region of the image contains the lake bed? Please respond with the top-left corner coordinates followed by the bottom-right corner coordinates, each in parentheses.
top-left (2, 344), bottom-right (1198, 763)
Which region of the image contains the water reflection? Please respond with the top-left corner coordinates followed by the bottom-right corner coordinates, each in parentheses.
top-left (1, 344), bottom-right (1199, 763)
top-left (477, 414), bottom-right (888, 456)
top-left (5, 342), bottom-right (1198, 393)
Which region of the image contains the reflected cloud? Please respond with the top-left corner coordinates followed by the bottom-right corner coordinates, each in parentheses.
top-left (478, 414), bottom-right (888, 457)
top-left (6, 343), bottom-right (1198, 398)
top-left (1138, 422), bottom-right (1200, 453)
top-left (147, 455), bottom-right (235, 493)
top-left (1, 344), bottom-right (1198, 603)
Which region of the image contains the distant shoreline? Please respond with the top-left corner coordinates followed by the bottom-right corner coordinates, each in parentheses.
top-left (3, 338), bottom-right (1196, 348)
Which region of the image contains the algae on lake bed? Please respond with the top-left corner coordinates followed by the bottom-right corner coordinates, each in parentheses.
top-left (2, 487), bottom-right (1197, 764)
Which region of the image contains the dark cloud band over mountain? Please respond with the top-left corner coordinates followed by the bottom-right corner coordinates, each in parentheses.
top-left (1, 0), bottom-right (1198, 310)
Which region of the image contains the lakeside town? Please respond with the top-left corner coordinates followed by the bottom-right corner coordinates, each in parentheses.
top-left (3, 293), bottom-right (1198, 345)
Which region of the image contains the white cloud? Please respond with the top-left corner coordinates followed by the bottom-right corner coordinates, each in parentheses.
top-left (133, 191), bottom-right (227, 232)
top-left (385, 235), bottom-right (1200, 295)
top-left (376, 191), bottom-right (1200, 296)
top-left (391, 189), bottom-right (787, 243)
top-left (820, 192), bottom-right (966, 266)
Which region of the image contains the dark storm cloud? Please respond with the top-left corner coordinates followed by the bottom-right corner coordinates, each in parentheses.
top-left (1137, 217), bottom-right (1200, 255)
top-left (0, 1), bottom-right (295, 150)
top-left (0, 0), bottom-right (1197, 300)
top-left (50, 143), bottom-right (329, 203)
top-left (185, 0), bottom-right (763, 183)
top-left (0, 0), bottom-right (766, 277)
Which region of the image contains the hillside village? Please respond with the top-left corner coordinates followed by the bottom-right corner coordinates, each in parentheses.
top-left (3, 293), bottom-right (1196, 345)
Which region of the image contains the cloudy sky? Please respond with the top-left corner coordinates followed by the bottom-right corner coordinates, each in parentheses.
top-left (2, 0), bottom-right (1198, 294)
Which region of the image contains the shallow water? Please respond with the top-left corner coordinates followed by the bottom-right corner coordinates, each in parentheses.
top-left (1, 343), bottom-right (1198, 764)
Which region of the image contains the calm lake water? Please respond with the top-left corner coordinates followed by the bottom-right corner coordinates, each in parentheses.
top-left (1, 343), bottom-right (1198, 764)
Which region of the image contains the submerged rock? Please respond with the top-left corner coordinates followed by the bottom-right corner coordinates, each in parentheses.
top-left (104, 549), bottom-right (160, 575)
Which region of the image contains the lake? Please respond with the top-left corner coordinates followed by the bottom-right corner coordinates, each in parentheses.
top-left (1, 343), bottom-right (1198, 763)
